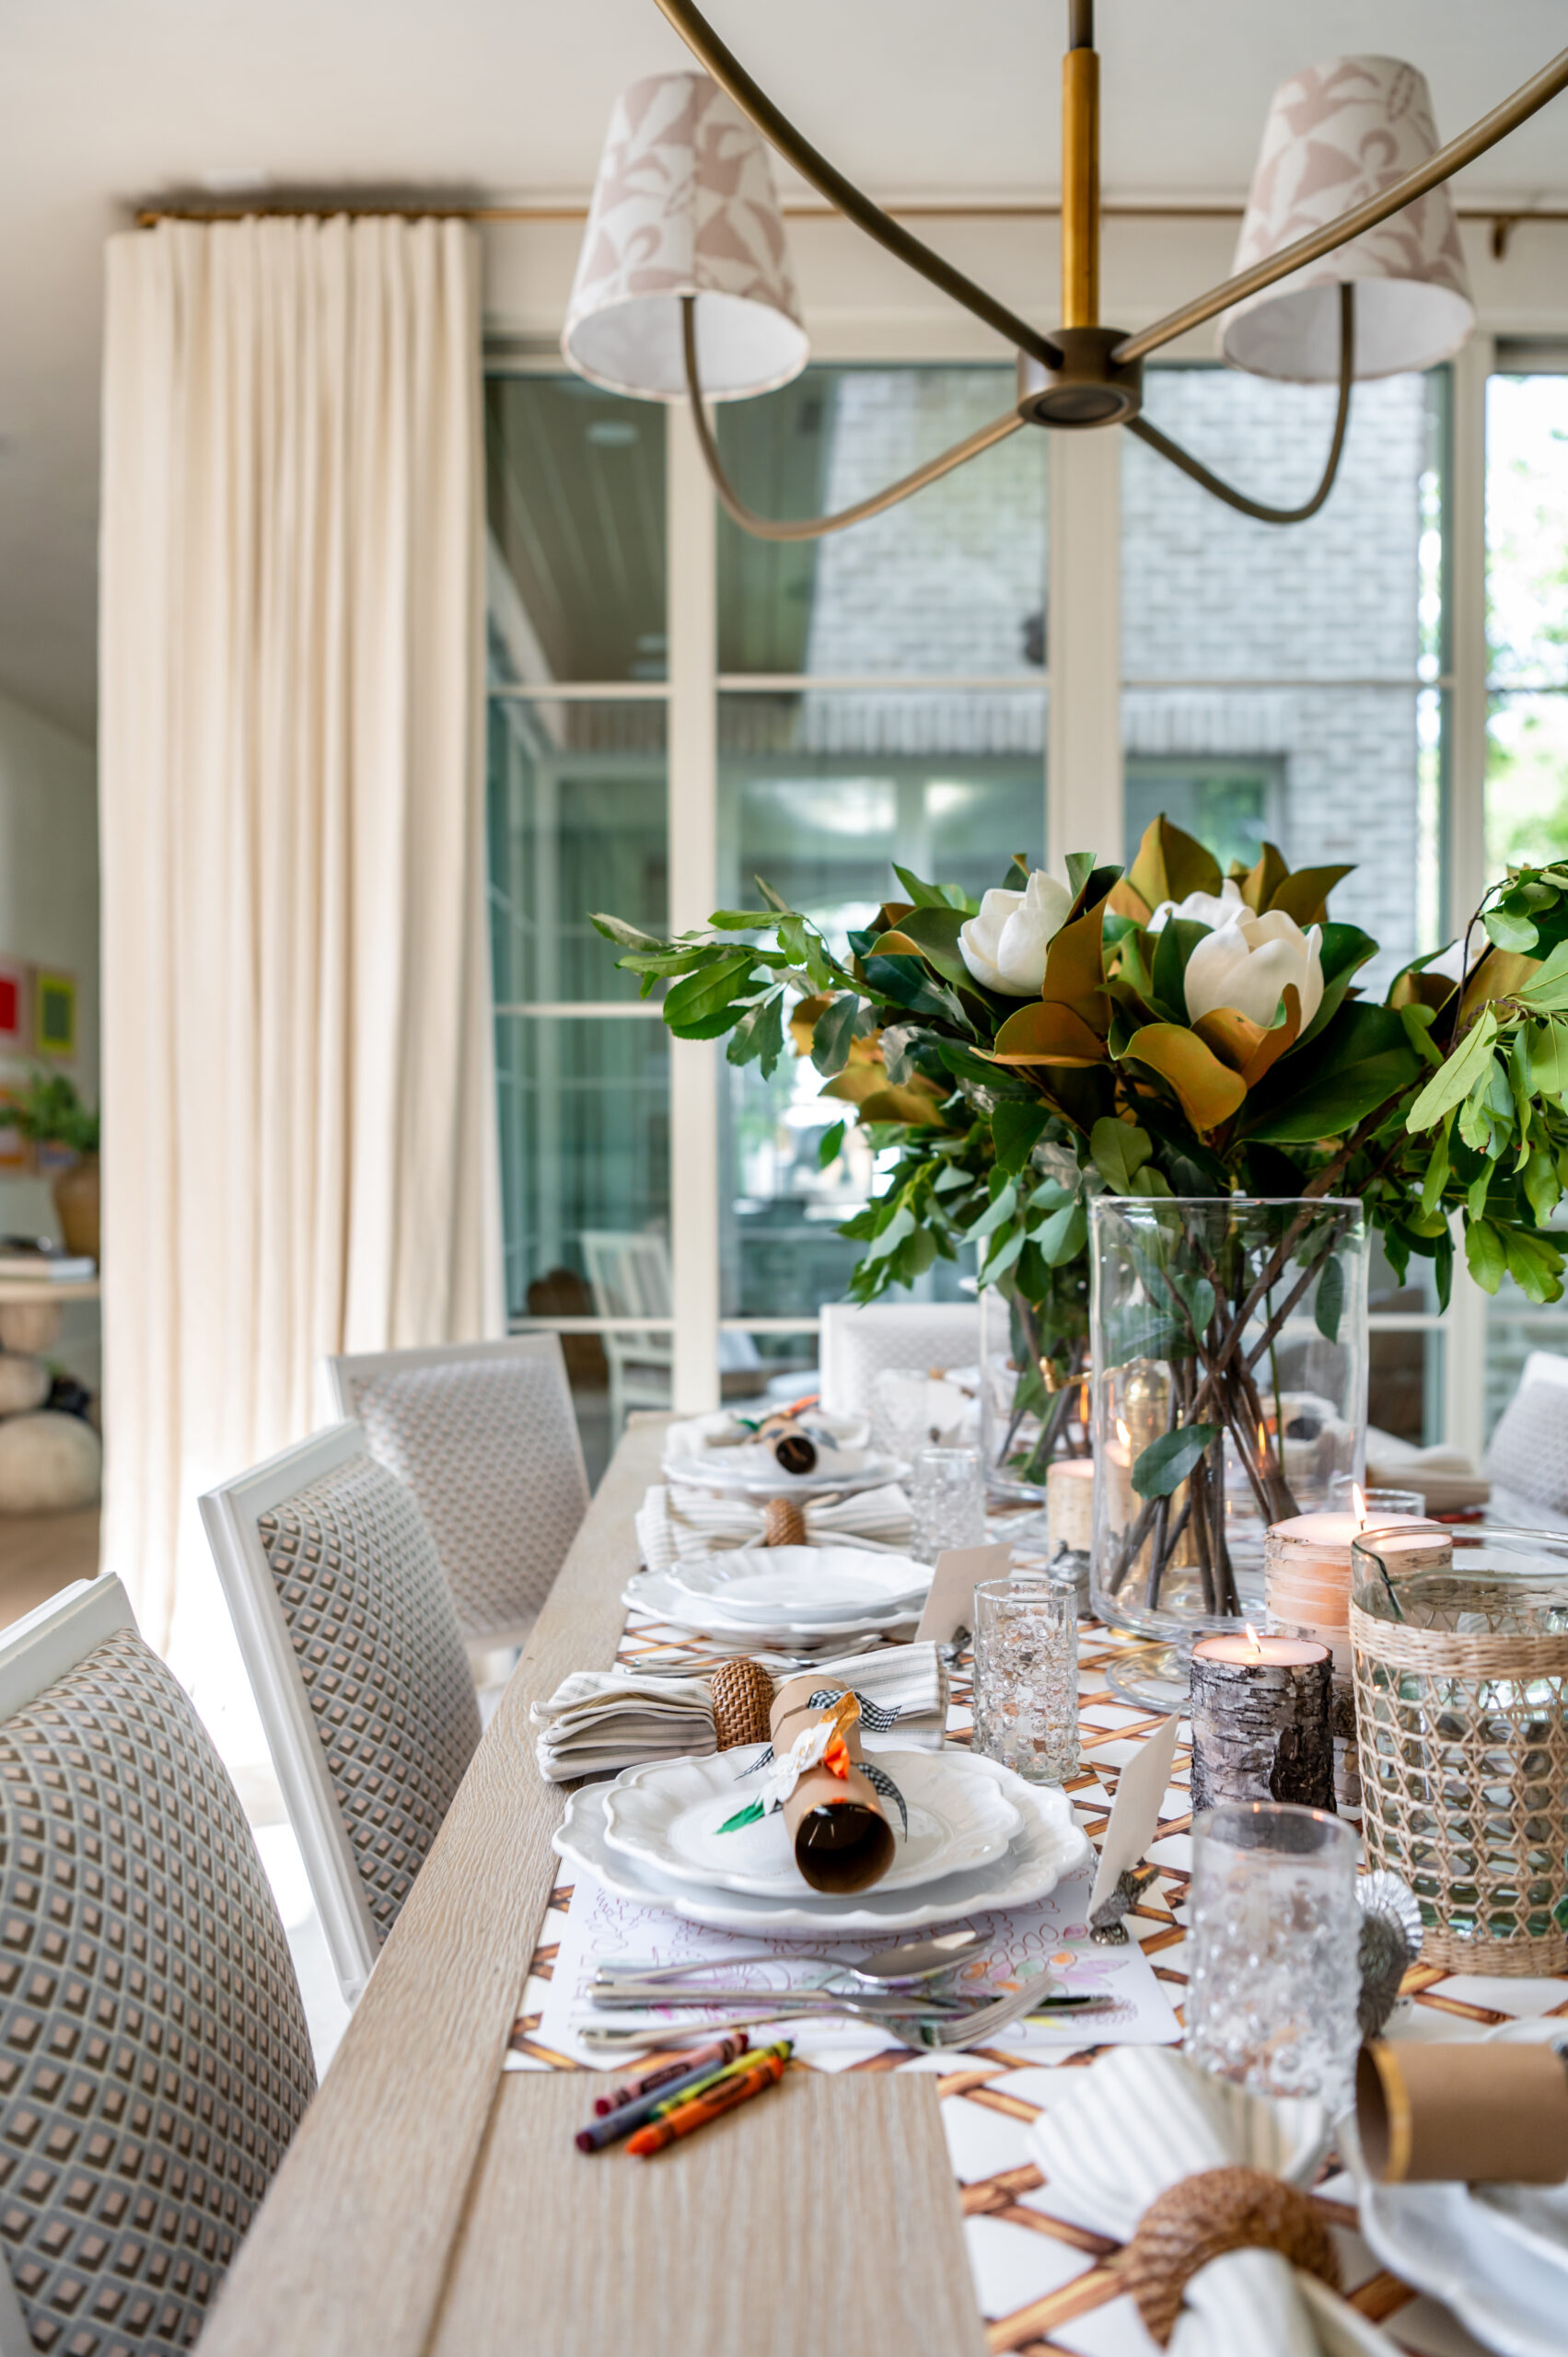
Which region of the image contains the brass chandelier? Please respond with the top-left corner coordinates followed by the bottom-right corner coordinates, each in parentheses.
top-left (563, 2), bottom-right (1568, 534)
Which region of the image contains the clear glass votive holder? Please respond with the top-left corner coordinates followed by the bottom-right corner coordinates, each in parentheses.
top-left (970, 1574), bottom-right (1080, 1784)
top-left (1184, 1801), bottom-right (1361, 2111)
top-left (910, 1443), bottom-right (987, 1563)
top-left (1328, 1474), bottom-right (1425, 1518)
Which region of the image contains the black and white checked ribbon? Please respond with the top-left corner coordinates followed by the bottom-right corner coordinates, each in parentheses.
top-left (736, 1688), bottom-right (908, 1837)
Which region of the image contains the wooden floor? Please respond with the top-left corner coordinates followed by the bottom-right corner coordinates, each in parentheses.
top-left (0, 1508), bottom-right (99, 1628)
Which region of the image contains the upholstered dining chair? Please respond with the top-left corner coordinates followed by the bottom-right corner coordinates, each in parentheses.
top-left (319, 1335), bottom-right (589, 1649)
top-left (200, 1422), bottom-right (482, 2006)
top-left (0, 1573), bottom-right (316, 2354)
top-left (818, 1300), bottom-right (982, 1421)
top-left (1486, 1347), bottom-right (1568, 1530)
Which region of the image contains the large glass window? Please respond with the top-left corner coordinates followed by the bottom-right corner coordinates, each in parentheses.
top-left (1483, 363), bottom-right (1568, 1429)
top-left (1122, 366), bottom-right (1449, 1440)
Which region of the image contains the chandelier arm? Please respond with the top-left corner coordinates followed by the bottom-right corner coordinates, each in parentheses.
top-left (1125, 285), bottom-right (1354, 526)
top-left (1113, 45), bottom-right (1568, 366)
top-left (651, 0), bottom-right (1063, 369)
top-left (681, 299), bottom-right (1026, 540)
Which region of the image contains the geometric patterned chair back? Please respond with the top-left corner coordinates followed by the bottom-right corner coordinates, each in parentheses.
top-left (319, 1336), bottom-right (589, 1646)
top-left (818, 1301), bottom-right (981, 1421)
top-left (0, 1574), bottom-right (315, 2355)
top-left (200, 1423), bottom-right (482, 2006)
top-left (1486, 1348), bottom-right (1568, 1531)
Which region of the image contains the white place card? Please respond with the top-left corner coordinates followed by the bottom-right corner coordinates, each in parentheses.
top-left (914, 1539), bottom-right (1012, 1645)
top-left (1087, 1713), bottom-right (1181, 1922)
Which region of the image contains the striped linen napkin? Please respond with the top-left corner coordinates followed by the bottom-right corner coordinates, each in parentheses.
top-left (532, 1640), bottom-right (948, 1782)
top-left (1030, 2049), bottom-right (1398, 2355)
top-left (635, 1481), bottom-right (912, 1571)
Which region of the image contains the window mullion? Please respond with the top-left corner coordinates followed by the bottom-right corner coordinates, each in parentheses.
top-left (667, 400), bottom-right (722, 1414)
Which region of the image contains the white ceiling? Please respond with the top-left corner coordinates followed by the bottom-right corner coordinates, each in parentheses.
top-left (3, 0), bottom-right (1565, 738)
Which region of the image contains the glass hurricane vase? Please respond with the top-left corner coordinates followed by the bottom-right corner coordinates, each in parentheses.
top-left (979, 1280), bottom-right (1091, 1546)
top-left (1089, 1195), bottom-right (1369, 1651)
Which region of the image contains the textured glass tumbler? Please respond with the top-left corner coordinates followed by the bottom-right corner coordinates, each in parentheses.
top-left (970, 1575), bottom-right (1080, 1785)
top-left (910, 1445), bottom-right (986, 1564)
top-left (1184, 1801), bottom-right (1360, 2110)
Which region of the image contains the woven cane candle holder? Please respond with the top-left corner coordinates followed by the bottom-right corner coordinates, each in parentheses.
top-left (1351, 1523), bottom-right (1568, 1975)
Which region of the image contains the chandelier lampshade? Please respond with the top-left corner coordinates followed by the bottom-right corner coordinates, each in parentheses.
top-left (563, 71), bottom-right (809, 401)
top-left (1219, 56), bottom-right (1476, 384)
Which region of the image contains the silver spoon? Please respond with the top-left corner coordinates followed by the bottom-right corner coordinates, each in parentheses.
top-left (594, 1927), bottom-right (989, 1991)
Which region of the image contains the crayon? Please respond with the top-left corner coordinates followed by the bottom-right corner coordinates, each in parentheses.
top-left (593, 2034), bottom-right (749, 2118)
top-left (626, 2045), bottom-right (790, 2157)
top-left (575, 2034), bottom-right (750, 2153)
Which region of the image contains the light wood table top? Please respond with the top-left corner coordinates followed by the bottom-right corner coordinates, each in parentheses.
top-left (200, 1416), bottom-right (986, 2357)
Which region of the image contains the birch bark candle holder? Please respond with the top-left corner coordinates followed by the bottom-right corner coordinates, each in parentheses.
top-left (1047, 1457), bottom-right (1095, 1554)
top-left (1189, 1631), bottom-right (1335, 1814)
top-left (1265, 1508), bottom-right (1451, 1815)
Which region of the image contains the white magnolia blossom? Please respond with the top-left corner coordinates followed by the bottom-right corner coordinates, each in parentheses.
top-left (1146, 878), bottom-right (1245, 934)
top-left (1183, 908), bottom-right (1326, 1031)
top-left (958, 870), bottom-right (1073, 995)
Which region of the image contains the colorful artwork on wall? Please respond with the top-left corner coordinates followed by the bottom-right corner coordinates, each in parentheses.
top-left (0, 958), bottom-right (28, 1055)
top-left (31, 970), bottom-right (76, 1061)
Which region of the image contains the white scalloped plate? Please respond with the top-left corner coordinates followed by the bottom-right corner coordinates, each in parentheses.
top-left (663, 1547), bottom-right (929, 1625)
top-left (623, 1567), bottom-right (923, 1643)
top-left (602, 1745), bottom-right (1021, 1897)
top-left (555, 1759), bottom-right (1089, 1934)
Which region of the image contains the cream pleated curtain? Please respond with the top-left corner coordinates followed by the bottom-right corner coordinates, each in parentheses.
top-left (99, 215), bottom-right (503, 1726)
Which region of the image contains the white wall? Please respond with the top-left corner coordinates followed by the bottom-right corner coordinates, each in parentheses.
top-left (0, 689), bottom-right (99, 1383)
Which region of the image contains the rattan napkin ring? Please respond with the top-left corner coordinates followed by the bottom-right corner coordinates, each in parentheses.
top-left (1122, 2165), bottom-right (1341, 2347)
top-left (763, 1496), bottom-right (808, 1547)
top-left (709, 1657), bottom-right (775, 1749)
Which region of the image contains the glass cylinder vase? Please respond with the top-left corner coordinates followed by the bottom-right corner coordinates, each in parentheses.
top-left (979, 1282), bottom-right (1091, 1545)
top-left (1089, 1195), bottom-right (1369, 1649)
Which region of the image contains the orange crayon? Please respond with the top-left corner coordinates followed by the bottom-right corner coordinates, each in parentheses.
top-left (625, 2044), bottom-right (790, 2156)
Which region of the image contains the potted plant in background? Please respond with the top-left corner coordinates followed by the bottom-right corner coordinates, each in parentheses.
top-left (595, 817), bottom-right (1568, 1659)
top-left (9, 1070), bottom-right (100, 1260)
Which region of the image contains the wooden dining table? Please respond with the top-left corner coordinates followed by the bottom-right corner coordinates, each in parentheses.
top-left (199, 1416), bottom-right (988, 2357)
top-left (200, 1415), bottom-right (1566, 2357)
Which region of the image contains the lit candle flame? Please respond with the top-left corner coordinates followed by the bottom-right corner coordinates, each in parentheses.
top-left (1116, 1417), bottom-right (1130, 1448)
top-left (1351, 1481), bottom-right (1366, 1530)
top-left (1257, 1420), bottom-right (1268, 1459)
top-left (1243, 1620), bottom-right (1262, 1659)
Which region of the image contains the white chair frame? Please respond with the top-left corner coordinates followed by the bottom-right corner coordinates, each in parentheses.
top-left (200, 1422), bottom-right (383, 2004)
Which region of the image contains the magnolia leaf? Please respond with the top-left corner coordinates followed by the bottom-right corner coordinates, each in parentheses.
top-left (1065, 851), bottom-right (1098, 900)
top-left (869, 930), bottom-right (923, 958)
top-left (987, 1001), bottom-right (1108, 1066)
top-left (993, 1099), bottom-right (1051, 1174)
top-left (856, 1083), bottom-right (949, 1127)
top-left (1465, 1216), bottom-right (1507, 1294)
top-left (891, 865), bottom-right (967, 911)
top-left (1038, 901), bottom-right (1113, 1030)
top-left (817, 1120), bottom-right (846, 1171)
top-left (1406, 1011), bottom-right (1499, 1132)
top-left (1244, 1000), bottom-right (1422, 1143)
top-left (1132, 1422), bottom-right (1222, 1501)
top-left (892, 903), bottom-right (981, 997)
top-left (789, 993), bottom-right (832, 1055)
top-left (1125, 815), bottom-right (1221, 914)
top-left (1089, 1116), bottom-right (1153, 1193)
top-left (1121, 1025), bottom-right (1248, 1135)
top-left (1239, 841), bottom-right (1289, 915)
top-left (810, 993), bottom-right (862, 1076)
top-left (1462, 945), bottom-right (1539, 1023)
top-left (1268, 863), bottom-right (1354, 929)
top-left (819, 1063), bottom-right (886, 1107)
top-left (1191, 1005), bottom-right (1266, 1074)
top-left (1151, 918), bottom-right (1211, 1025)
top-left (1315, 1255), bottom-right (1345, 1345)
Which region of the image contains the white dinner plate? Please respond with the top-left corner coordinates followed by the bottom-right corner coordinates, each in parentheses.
top-left (1350, 2015), bottom-right (1568, 2357)
top-left (662, 1547), bottom-right (929, 1626)
top-left (554, 1758), bottom-right (1089, 1934)
top-left (624, 1566), bottom-right (923, 1643)
top-left (660, 1446), bottom-right (910, 1498)
top-left (601, 1745), bottom-right (1021, 1898)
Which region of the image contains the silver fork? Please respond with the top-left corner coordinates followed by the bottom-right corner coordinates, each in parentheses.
top-left (577, 1977), bottom-right (1109, 2053)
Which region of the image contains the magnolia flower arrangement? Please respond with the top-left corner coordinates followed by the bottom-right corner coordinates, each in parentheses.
top-left (593, 817), bottom-right (1568, 1331)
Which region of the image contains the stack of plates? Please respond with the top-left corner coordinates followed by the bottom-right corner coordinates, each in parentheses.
top-left (624, 1545), bottom-right (929, 1644)
top-left (554, 1745), bottom-right (1089, 1933)
top-left (660, 1444), bottom-right (909, 1498)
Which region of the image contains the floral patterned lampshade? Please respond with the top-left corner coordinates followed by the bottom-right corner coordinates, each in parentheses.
top-left (1219, 56), bottom-right (1475, 383)
top-left (563, 71), bottom-right (809, 402)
